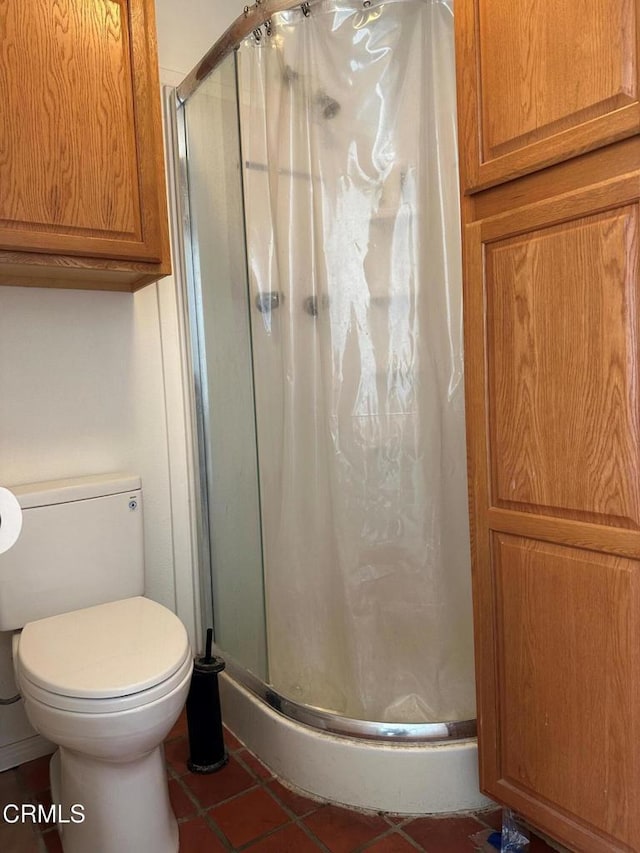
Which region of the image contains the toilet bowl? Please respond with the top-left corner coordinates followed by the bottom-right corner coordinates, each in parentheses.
top-left (13, 596), bottom-right (193, 853)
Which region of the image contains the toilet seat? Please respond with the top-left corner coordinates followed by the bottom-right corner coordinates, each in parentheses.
top-left (16, 596), bottom-right (192, 713)
top-left (18, 652), bottom-right (193, 714)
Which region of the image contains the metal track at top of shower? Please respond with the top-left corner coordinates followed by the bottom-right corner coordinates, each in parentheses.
top-left (178, 0), bottom-right (360, 104)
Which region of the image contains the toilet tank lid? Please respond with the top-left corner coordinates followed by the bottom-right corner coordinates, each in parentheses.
top-left (9, 473), bottom-right (141, 509)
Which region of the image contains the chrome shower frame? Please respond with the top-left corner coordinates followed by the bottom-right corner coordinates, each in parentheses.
top-left (177, 1), bottom-right (318, 104)
top-left (173, 0), bottom-right (478, 745)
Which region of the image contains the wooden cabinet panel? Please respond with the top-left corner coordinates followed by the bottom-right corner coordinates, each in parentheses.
top-left (0, 1), bottom-right (140, 243)
top-left (456, 0), bottom-right (640, 192)
top-left (0, 0), bottom-right (170, 289)
top-left (494, 534), bottom-right (640, 851)
top-left (463, 162), bottom-right (640, 852)
top-left (487, 206), bottom-right (640, 528)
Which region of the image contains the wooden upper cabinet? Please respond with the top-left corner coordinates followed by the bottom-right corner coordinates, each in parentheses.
top-left (456, 0), bottom-right (640, 192)
top-left (0, 0), bottom-right (170, 290)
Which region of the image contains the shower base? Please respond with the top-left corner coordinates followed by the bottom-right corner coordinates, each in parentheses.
top-left (219, 671), bottom-right (492, 814)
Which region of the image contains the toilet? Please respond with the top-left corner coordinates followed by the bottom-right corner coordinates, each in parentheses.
top-left (0, 473), bottom-right (193, 853)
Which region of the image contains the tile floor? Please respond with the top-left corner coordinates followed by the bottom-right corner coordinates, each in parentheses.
top-left (0, 711), bottom-right (558, 853)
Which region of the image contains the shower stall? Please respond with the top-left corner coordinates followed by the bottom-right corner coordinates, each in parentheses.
top-left (175, 0), bottom-right (486, 813)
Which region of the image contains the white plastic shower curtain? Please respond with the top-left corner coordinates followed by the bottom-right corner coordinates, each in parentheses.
top-left (237, 0), bottom-right (475, 723)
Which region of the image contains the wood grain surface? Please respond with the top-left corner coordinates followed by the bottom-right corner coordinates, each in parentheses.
top-left (495, 533), bottom-right (639, 851)
top-left (459, 48), bottom-right (640, 847)
top-left (456, 0), bottom-right (640, 192)
top-left (0, 0), bottom-right (170, 285)
top-left (488, 205), bottom-right (640, 528)
top-left (0, 1), bottom-right (139, 236)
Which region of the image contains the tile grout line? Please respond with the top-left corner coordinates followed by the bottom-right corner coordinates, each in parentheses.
top-left (227, 750), bottom-right (332, 851)
top-left (219, 735), bottom-right (332, 850)
top-left (11, 727), bottom-right (511, 853)
top-left (170, 768), bottom-right (246, 850)
top-left (170, 738), bottom-right (331, 851)
top-left (167, 738), bottom-right (256, 850)
top-left (350, 825), bottom-right (423, 852)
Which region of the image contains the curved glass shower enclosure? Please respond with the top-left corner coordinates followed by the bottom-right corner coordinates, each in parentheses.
top-left (178, 0), bottom-right (475, 737)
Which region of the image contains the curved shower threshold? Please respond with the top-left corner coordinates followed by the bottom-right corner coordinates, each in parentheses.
top-left (223, 653), bottom-right (477, 743)
top-left (219, 665), bottom-right (490, 814)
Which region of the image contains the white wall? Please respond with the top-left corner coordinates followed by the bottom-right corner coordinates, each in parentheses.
top-left (156, 0), bottom-right (248, 82)
top-left (0, 0), bottom-right (243, 764)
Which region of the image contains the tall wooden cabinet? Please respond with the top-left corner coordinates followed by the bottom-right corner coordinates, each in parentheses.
top-left (456, 3), bottom-right (640, 851)
top-left (0, 0), bottom-right (170, 291)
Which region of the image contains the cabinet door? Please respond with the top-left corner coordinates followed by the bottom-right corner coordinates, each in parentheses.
top-left (465, 165), bottom-right (640, 852)
top-left (456, 0), bottom-right (640, 192)
top-left (0, 0), bottom-right (168, 264)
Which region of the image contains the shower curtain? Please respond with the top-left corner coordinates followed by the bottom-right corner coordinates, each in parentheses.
top-left (237, 0), bottom-right (475, 723)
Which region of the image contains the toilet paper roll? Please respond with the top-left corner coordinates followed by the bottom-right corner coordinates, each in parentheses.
top-left (0, 488), bottom-right (23, 555)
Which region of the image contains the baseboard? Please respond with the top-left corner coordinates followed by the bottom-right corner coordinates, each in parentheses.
top-left (0, 735), bottom-right (54, 772)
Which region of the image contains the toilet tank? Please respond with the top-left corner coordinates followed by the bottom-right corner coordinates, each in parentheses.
top-left (0, 473), bottom-right (144, 631)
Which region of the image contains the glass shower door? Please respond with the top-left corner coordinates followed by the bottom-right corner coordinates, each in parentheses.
top-left (180, 53), bottom-right (267, 681)
top-left (178, 0), bottom-right (476, 729)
